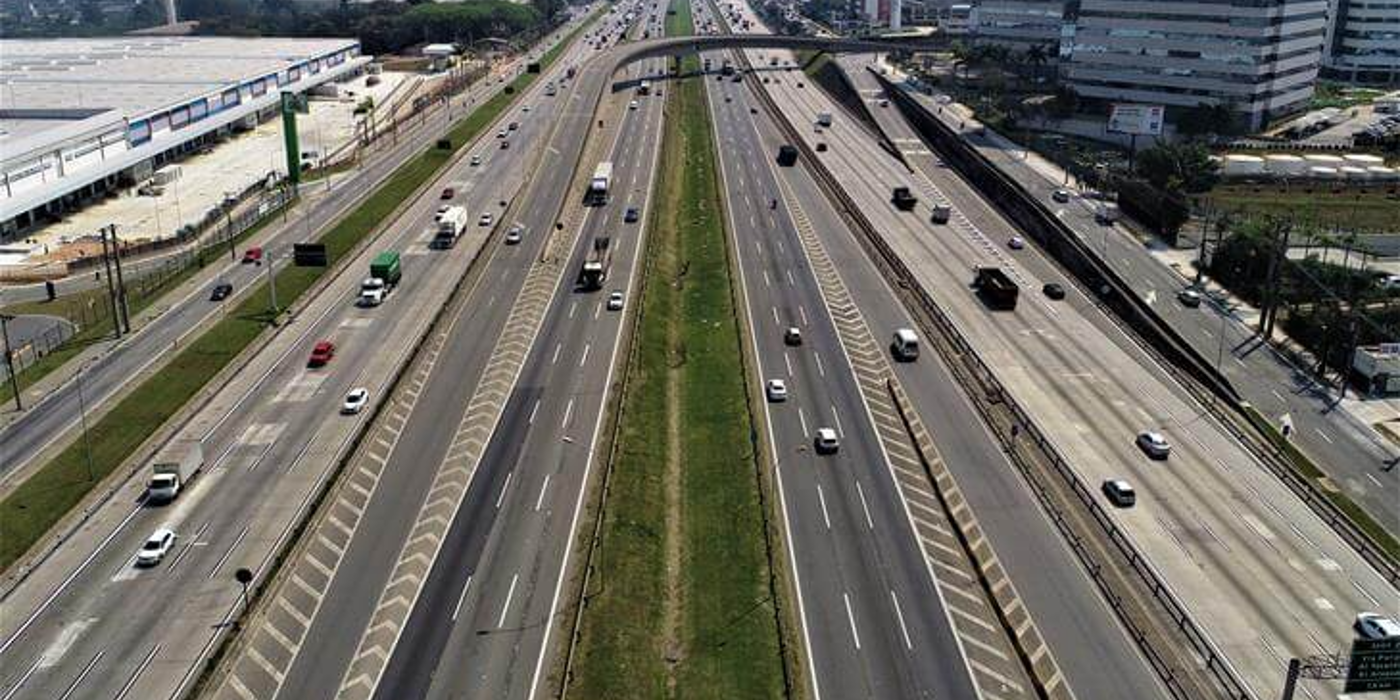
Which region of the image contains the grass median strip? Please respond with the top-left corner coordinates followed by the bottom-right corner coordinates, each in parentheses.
top-left (0, 22), bottom-right (592, 573)
top-left (569, 1), bottom-right (786, 696)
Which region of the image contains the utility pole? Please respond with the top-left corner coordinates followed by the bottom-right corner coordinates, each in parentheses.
top-left (75, 359), bottom-right (97, 482)
top-left (265, 248), bottom-right (279, 323)
top-left (108, 225), bottom-right (131, 334)
top-left (0, 313), bottom-right (22, 411)
top-left (98, 227), bottom-right (122, 339)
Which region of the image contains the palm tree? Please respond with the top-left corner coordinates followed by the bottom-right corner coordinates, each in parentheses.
top-left (1024, 43), bottom-right (1049, 82)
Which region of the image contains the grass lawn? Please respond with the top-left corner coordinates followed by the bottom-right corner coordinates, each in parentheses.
top-left (569, 0), bottom-right (787, 697)
top-left (1210, 185), bottom-right (1400, 235)
top-left (0, 23), bottom-right (592, 572)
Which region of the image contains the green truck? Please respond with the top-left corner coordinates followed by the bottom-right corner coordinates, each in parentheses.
top-left (361, 252), bottom-right (401, 307)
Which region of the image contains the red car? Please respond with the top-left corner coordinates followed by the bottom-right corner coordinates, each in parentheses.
top-left (308, 340), bottom-right (335, 367)
top-left (440, 187), bottom-right (455, 200)
top-left (242, 246), bottom-right (263, 264)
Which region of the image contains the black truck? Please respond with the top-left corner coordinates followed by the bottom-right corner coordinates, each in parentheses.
top-left (776, 145), bottom-right (798, 166)
top-left (973, 267), bottom-right (1019, 310)
top-left (891, 186), bottom-right (918, 211)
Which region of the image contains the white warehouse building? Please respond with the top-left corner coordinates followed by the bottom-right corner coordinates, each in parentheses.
top-left (0, 36), bottom-right (366, 241)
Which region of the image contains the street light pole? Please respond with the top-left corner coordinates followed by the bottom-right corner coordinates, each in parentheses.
top-left (1, 313), bottom-right (22, 411)
top-left (76, 359), bottom-right (96, 482)
top-left (265, 249), bottom-right (279, 323)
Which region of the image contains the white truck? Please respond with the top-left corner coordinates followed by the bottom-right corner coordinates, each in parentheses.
top-left (434, 206), bottom-right (468, 248)
top-left (588, 161), bottom-right (613, 205)
top-left (147, 439), bottom-right (205, 504)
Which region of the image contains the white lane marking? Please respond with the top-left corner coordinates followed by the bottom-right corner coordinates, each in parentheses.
top-left (1315, 429), bottom-right (1334, 444)
top-left (529, 399), bottom-right (542, 425)
top-left (890, 590), bottom-right (914, 650)
top-left (1, 503), bottom-right (143, 655)
top-left (763, 270), bottom-right (771, 287)
top-left (816, 483), bottom-right (832, 529)
top-left (799, 306), bottom-right (808, 325)
top-left (772, 306), bottom-right (780, 325)
top-left (552, 343), bottom-right (563, 364)
top-left (497, 471), bottom-right (514, 509)
top-left (1271, 389), bottom-right (1286, 404)
top-left (855, 480), bottom-right (874, 530)
top-left (798, 407), bottom-right (809, 438)
top-left (784, 353), bottom-right (794, 378)
top-left (579, 343), bottom-right (592, 367)
top-left (1, 659), bottom-right (41, 700)
top-left (814, 352), bottom-right (825, 377)
top-left (535, 475), bottom-right (551, 512)
top-left (1366, 473), bottom-right (1382, 488)
top-left (831, 405), bottom-right (843, 437)
top-left (498, 573), bottom-right (520, 628)
top-left (594, 303), bottom-right (602, 320)
top-left (207, 525), bottom-right (249, 579)
top-left (166, 521), bottom-right (210, 573)
top-left (842, 593), bottom-right (862, 650)
top-left (451, 575), bottom-right (475, 621)
top-left (56, 649), bottom-right (104, 700)
top-left (786, 269), bottom-right (795, 286)
top-left (562, 398), bottom-right (575, 430)
top-left (111, 644), bottom-right (160, 700)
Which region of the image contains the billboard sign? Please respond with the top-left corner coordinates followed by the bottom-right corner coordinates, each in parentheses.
top-left (1347, 637), bottom-right (1400, 693)
top-left (1108, 103), bottom-right (1165, 136)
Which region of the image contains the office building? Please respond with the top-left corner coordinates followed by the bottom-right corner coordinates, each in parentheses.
top-left (970, 0), bottom-right (1064, 49)
top-left (1323, 0), bottom-right (1400, 83)
top-left (1062, 0), bottom-right (1329, 129)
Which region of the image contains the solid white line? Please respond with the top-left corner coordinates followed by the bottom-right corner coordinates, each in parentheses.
top-left (207, 525), bottom-right (249, 580)
top-left (842, 593), bottom-right (861, 650)
top-left (798, 407), bottom-right (809, 438)
top-left (890, 589), bottom-right (913, 650)
top-left (535, 475), bottom-right (551, 512)
top-left (451, 575), bottom-right (475, 621)
top-left (0, 504), bottom-right (143, 656)
top-left (855, 480), bottom-right (874, 530)
top-left (816, 484), bottom-right (832, 530)
top-left (111, 644), bottom-right (160, 700)
top-left (1, 659), bottom-right (41, 700)
top-left (57, 649), bottom-right (105, 700)
top-left (579, 343), bottom-right (591, 367)
top-left (562, 398), bottom-right (574, 429)
top-left (496, 471), bottom-right (514, 509)
top-left (498, 573), bottom-right (520, 628)
top-left (528, 398), bottom-right (541, 425)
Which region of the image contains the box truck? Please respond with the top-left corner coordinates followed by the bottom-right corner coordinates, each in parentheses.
top-left (434, 207), bottom-right (468, 248)
top-left (588, 162), bottom-right (613, 205)
top-left (147, 439), bottom-right (205, 504)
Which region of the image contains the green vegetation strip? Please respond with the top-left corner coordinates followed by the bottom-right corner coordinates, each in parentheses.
top-left (1242, 406), bottom-right (1400, 561)
top-left (569, 1), bottom-right (787, 697)
top-left (0, 22), bottom-right (591, 572)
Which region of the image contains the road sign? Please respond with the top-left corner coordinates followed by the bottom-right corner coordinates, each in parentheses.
top-left (1346, 637), bottom-right (1400, 693)
top-left (1108, 103), bottom-right (1165, 136)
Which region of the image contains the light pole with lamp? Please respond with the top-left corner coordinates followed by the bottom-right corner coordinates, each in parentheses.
top-left (75, 357), bottom-right (98, 482)
top-left (1, 313), bottom-right (22, 411)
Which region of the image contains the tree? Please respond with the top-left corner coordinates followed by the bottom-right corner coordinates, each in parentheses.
top-left (1135, 141), bottom-right (1220, 194)
top-left (1176, 102), bottom-right (1242, 138)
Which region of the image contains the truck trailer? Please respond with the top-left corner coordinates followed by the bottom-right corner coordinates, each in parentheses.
top-left (578, 237), bottom-right (612, 290)
top-left (973, 266), bottom-right (1019, 310)
top-left (891, 187), bottom-right (918, 211)
top-left (147, 439), bottom-right (205, 504)
top-left (588, 162), bottom-right (613, 205)
top-left (434, 207), bottom-right (468, 248)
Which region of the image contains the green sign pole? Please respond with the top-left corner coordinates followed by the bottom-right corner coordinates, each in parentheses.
top-left (281, 91), bottom-right (301, 188)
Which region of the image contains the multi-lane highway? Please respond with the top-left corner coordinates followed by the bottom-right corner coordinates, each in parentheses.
top-left (0, 16), bottom-right (599, 700)
top-left (207, 4), bottom-right (672, 700)
top-left (846, 54), bottom-right (1399, 537)
top-left (0, 14), bottom-right (593, 489)
top-left (744, 30), bottom-right (1396, 699)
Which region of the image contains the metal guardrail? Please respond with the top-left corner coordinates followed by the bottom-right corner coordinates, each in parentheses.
top-left (739, 51), bottom-right (1255, 700)
top-left (876, 73), bottom-right (1400, 588)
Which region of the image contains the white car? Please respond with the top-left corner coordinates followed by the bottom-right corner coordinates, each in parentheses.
top-left (1136, 431), bottom-right (1172, 460)
top-left (629, 100), bottom-right (639, 110)
top-left (470, 154), bottom-right (482, 166)
top-left (766, 378), bottom-right (788, 402)
top-left (479, 213), bottom-right (494, 227)
top-left (505, 224), bottom-right (524, 245)
top-left (607, 290), bottom-right (625, 310)
top-left (814, 428), bottom-right (839, 454)
top-left (1355, 613), bottom-right (1400, 640)
top-left (497, 129), bottom-right (507, 138)
top-left (1007, 236), bottom-right (1025, 250)
top-left (522, 104), bottom-right (532, 113)
top-left (342, 387), bottom-right (369, 414)
top-left (784, 327), bottom-right (803, 346)
top-left (135, 528), bottom-right (178, 567)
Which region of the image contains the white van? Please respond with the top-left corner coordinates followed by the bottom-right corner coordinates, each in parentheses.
top-left (892, 328), bottom-right (919, 361)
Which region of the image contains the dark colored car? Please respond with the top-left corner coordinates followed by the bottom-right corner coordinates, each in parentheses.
top-left (210, 282), bottom-right (233, 301)
top-left (1042, 282), bottom-right (1066, 300)
top-left (440, 187), bottom-right (455, 200)
top-left (308, 340), bottom-right (336, 367)
top-left (624, 207), bottom-right (640, 223)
